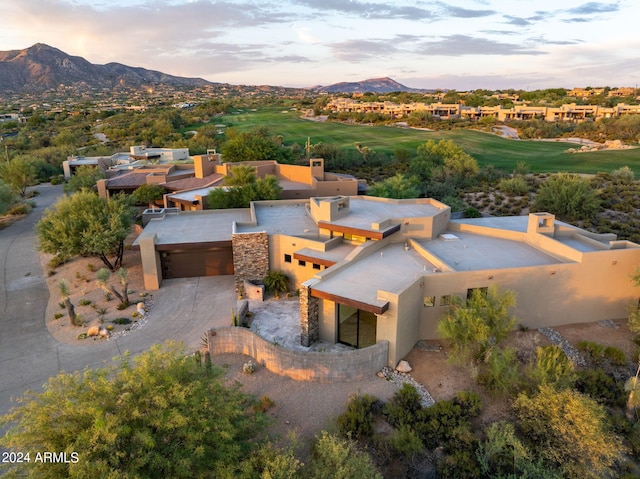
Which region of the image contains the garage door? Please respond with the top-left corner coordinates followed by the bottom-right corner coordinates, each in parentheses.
top-left (160, 247), bottom-right (234, 279)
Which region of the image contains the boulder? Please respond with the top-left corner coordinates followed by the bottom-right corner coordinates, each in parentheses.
top-left (87, 326), bottom-right (100, 337)
top-left (396, 360), bottom-right (412, 373)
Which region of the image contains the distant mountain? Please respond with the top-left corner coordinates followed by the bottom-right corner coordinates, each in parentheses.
top-left (0, 43), bottom-right (214, 93)
top-left (314, 77), bottom-right (428, 94)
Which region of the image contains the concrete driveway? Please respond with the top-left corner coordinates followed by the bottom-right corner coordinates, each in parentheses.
top-left (0, 184), bottom-right (236, 419)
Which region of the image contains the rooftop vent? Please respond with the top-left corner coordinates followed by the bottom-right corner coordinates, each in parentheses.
top-left (439, 233), bottom-right (460, 241)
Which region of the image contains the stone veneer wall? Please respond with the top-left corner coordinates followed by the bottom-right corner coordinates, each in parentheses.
top-left (232, 232), bottom-right (269, 293)
top-left (208, 327), bottom-right (388, 382)
top-left (300, 283), bottom-right (319, 346)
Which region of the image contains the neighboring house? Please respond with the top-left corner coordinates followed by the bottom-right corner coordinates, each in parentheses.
top-left (162, 153), bottom-right (363, 211)
top-left (63, 145), bottom-right (190, 179)
top-left (134, 195), bottom-right (640, 367)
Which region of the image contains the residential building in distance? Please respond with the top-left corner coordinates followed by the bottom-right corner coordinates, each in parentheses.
top-left (326, 98), bottom-right (640, 122)
top-left (134, 195), bottom-right (640, 367)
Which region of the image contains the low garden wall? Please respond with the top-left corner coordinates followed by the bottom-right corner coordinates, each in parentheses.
top-left (207, 327), bottom-right (388, 383)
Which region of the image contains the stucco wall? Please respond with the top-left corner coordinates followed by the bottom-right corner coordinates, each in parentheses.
top-left (208, 327), bottom-right (389, 382)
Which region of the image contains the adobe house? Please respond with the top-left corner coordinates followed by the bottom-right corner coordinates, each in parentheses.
top-left (162, 154), bottom-right (363, 211)
top-left (134, 196), bottom-right (640, 367)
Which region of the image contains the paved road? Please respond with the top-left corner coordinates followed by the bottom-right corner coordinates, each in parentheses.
top-left (0, 185), bottom-right (236, 420)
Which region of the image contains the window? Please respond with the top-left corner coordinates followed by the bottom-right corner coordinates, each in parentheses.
top-left (440, 295), bottom-right (452, 306)
top-left (298, 260), bottom-right (306, 267)
top-left (423, 296), bottom-right (435, 307)
top-left (284, 254), bottom-right (292, 263)
top-left (313, 263), bottom-right (321, 270)
top-left (467, 287), bottom-right (488, 301)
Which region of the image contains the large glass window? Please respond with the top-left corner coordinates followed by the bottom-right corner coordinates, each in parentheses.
top-left (337, 304), bottom-right (377, 348)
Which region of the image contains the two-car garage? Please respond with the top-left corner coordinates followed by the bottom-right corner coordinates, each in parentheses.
top-left (159, 243), bottom-right (234, 279)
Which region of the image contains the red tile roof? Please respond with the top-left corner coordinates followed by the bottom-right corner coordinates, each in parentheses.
top-left (162, 173), bottom-right (224, 192)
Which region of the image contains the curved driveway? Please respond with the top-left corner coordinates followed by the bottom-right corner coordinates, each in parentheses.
top-left (0, 184), bottom-right (235, 418)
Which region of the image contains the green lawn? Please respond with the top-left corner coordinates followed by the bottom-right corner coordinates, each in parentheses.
top-left (216, 108), bottom-right (640, 174)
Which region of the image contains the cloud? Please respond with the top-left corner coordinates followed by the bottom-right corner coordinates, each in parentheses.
top-left (328, 39), bottom-right (402, 62)
top-left (436, 2), bottom-right (496, 18)
top-left (291, 0), bottom-right (434, 20)
top-left (417, 35), bottom-right (547, 56)
top-left (566, 2), bottom-right (620, 15)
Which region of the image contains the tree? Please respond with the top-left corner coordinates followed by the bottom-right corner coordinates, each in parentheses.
top-left (37, 191), bottom-right (135, 270)
top-left (58, 278), bottom-right (81, 326)
top-left (437, 286), bottom-right (517, 363)
top-left (0, 179), bottom-right (17, 214)
top-left (305, 431), bottom-right (382, 479)
top-left (0, 156), bottom-right (36, 196)
top-left (534, 172), bottom-right (601, 222)
top-left (131, 183), bottom-right (165, 207)
top-left (0, 342), bottom-right (272, 479)
top-left (221, 127), bottom-right (289, 163)
top-left (367, 174), bottom-right (420, 199)
top-left (409, 139), bottom-right (478, 186)
top-left (63, 165), bottom-right (105, 193)
top-left (514, 385), bottom-right (625, 479)
top-left (208, 167), bottom-right (282, 209)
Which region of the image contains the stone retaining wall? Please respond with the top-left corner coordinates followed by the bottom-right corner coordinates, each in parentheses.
top-left (208, 327), bottom-right (388, 382)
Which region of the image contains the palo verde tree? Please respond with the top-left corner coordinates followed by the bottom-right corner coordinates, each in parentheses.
top-left (0, 341), bottom-right (273, 479)
top-left (437, 285), bottom-right (518, 364)
top-left (37, 191), bottom-right (136, 270)
top-left (367, 173), bottom-right (420, 199)
top-left (0, 156), bottom-right (36, 196)
top-left (208, 165), bottom-right (282, 209)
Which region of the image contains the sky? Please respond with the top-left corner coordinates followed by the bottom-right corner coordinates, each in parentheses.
top-left (0, 0), bottom-right (638, 91)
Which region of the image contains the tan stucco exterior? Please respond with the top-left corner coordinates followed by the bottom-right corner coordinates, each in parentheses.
top-left (135, 196), bottom-right (640, 369)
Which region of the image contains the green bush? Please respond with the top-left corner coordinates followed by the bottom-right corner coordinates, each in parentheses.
top-left (452, 391), bottom-right (483, 418)
top-left (499, 176), bottom-right (529, 196)
top-left (7, 203), bottom-right (31, 215)
top-left (463, 207), bottom-right (482, 218)
top-left (574, 368), bottom-right (626, 408)
top-left (79, 299), bottom-right (92, 306)
top-left (414, 399), bottom-right (468, 449)
top-left (48, 255), bottom-right (67, 269)
top-left (477, 347), bottom-right (522, 396)
top-left (383, 383), bottom-right (423, 428)
top-left (387, 425), bottom-right (423, 457)
top-left (336, 394), bottom-right (377, 439)
top-left (112, 317), bottom-right (131, 325)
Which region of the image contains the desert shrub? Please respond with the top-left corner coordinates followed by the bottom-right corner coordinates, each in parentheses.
top-left (463, 207), bottom-right (482, 218)
top-left (414, 399), bottom-right (468, 449)
top-left (7, 203), bottom-right (31, 215)
top-left (604, 346), bottom-right (627, 366)
top-left (514, 385), bottom-right (625, 479)
top-left (578, 341), bottom-right (627, 367)
top-left (53, 313), bottom-right (64, 319)
top-left (452, 391), bottom-right (483, 418)
top-left (477, 347), bottom-right (522, 396)
top-left (611, 166), bottom-right (635, 183)
top-left (525, 345), bottom-right (575, 391)
top-left (79, 299), bottom-right (92, 306)
top-left (383, 383), bottom-right (423, 428)
top-left (336, 394), bottom-right (378, 439)
top-left (574, 368), bottom-right (626, 408)
top-left (252, 395), bottom-right (275, 413)
top-left (435, 427), bottom-right (480, 479)
top-left (112, 317), bottom-right (131, 325)
top-left (305, 431), bottom-right (382, 479)
top-left (116, 301), bottom-right (130, 310)
top-left (499, 176), bottom-right (529, 196)
top-left (387, 425), bottom-right (423, 457)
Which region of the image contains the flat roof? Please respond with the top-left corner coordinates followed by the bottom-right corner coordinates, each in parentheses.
top-left (135, 209), bottom-right (252, 246)
top-left (451, 215), bottom-right (529, 233)
top-left (237, 201), bottom-right (318, 237)
top-left (279, 179), bottom-right (313, 190)
top-left (328, 197), bottom-right (444, 231)
top-left (312, 242), bottom-right (439, 309)
top-left (168, 187), bottom-right (217, 202)
top-left (294, 243), bottom-right (357, 265)
top-left (419, 230), bottom-right (564, 271)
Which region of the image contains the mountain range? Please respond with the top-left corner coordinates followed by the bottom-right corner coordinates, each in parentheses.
top-left (0, 43), bottom-right (213, 93)
top-left (0, 43), bottom-right (425, 95)
top-left (314, 77), bottom-right (428, 94)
